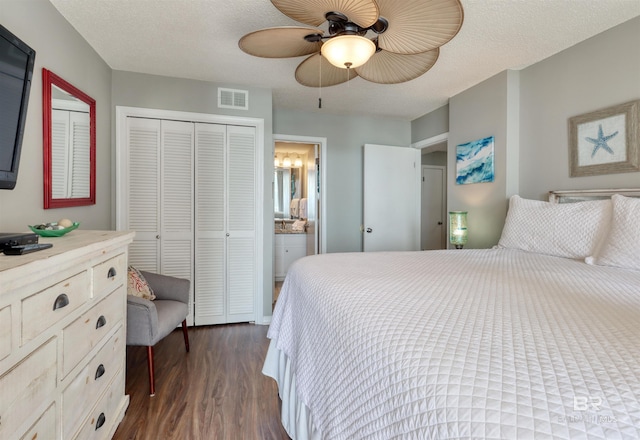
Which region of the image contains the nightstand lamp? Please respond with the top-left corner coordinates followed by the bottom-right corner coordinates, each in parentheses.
top-left (449, 211), bottom-right (468, 249)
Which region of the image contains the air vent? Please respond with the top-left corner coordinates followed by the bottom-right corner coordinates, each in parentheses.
top-left (218, 88), bottom-right (249, 110)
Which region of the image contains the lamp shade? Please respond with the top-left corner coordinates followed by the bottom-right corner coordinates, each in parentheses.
top-left (274, 155), bottom-right (280, 167)
top-left (449, 211), bottom-right (468, 249)
top-left (321, 35), bottom-right (376, 69)
top-left (282, 155), bottom-right (292, 168)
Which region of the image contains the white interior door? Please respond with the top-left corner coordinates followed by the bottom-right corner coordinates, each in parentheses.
top-left (363, 144), bottom-right (420, 252)
top-left (194, 123), bottom-right (226, 325)
top-left (421, 165), bottom-right (446, 250)
top-left (226, 125), bottom-right (257, 323)
top-left (125, 117), bottom-right (161, 273)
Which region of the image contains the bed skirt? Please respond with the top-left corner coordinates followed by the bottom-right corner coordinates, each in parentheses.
top-left (262, 339), bottom-right (323, 440)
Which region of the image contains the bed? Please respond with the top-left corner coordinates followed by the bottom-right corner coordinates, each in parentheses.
top-left (263, 189), bottom-right (640, 439)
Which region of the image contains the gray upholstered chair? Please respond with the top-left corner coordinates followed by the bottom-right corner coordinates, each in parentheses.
top-left (126, 270), bottom-right (190, 396)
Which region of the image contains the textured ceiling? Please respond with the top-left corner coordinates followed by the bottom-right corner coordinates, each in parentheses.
top-left (49, 0), bottom-right (640, 120)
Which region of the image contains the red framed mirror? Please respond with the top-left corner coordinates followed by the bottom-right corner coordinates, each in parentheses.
top-left (42, 68), bottom-right (96, 208)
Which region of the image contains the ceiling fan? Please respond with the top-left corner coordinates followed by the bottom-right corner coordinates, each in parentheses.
top-left (239, 0), bottom-right (464, 88)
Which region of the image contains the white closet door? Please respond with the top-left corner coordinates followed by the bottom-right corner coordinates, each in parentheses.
top-left (226, 125), bottom-right (256, 323)
top-left (194, 123), bottom-right (227, 325)
top-left (126, 117), bottom-right (161, 272)
top-left (160, 120), bottom-right (195, 323)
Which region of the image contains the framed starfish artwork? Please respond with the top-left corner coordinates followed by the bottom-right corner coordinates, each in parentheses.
top-left (568, 99), bottom-right (639, 177)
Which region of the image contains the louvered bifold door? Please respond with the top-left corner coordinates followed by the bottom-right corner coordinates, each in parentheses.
top-left (127, 117), bottom-right (161, 272)
top-left (160, 120), bottom-right (195, 324)
top-left (226, 125), bottom-right (257, 323)
top-left (194, 123), bottom-right (227, 325)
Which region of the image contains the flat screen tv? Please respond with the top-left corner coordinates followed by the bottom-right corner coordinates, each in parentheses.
top-left (0, 24), bottom-right (35, 190)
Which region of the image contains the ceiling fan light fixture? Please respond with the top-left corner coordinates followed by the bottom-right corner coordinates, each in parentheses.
top-left (321, 35), bottom-right (376, 69)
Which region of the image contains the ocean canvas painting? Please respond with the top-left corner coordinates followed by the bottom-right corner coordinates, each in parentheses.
top-left (456, 136), bottom-right (495, 185)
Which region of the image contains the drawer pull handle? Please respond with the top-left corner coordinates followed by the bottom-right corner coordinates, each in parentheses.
top-left (107, 267), bottom-right (117, 278)
top-left (95, 413), bottom-right (106, 430)
top-left (96, 315), bottom-right (107, 329)
top-left (53, 293), bottom-right (69, 311)
top-left (95, 364), bottom-right (106, 380)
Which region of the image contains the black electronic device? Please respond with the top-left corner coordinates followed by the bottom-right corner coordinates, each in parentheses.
top-left (0, 232), bottom-right (39, 250)
top-left (3, 243), bottom-right (53, 255)
top-left (0, 24), bottom-right (36, 190)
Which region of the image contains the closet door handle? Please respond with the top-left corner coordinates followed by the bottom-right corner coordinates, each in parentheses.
top-left (53, 293), bottom-right (69, 311)
top-left (95, 364), bottom-right (106, 380)
top-left (96, 315), bottom-right (107, 329)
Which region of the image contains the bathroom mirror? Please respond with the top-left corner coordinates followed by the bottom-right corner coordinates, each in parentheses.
top-left (274, 168), bottom-right (291, 218)
top-left (42, 68), bottom-right (95, 208)
top-left (274, 167), bottom-right (303, 218)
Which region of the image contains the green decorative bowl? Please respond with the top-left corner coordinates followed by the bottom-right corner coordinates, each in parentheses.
top-left (29, 222), bottom-right (80, 237)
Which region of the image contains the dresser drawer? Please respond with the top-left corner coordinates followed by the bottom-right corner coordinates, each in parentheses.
top-left (0, 305), bottom-right (11, 361)
top-left (93, 253), bottom-right (126, 299)
top-left (63, 325), bottom-right (124, 440)
top-left (20, 402), bottom-right (56, 440)
top-left (0, 338), bottom-right (57, 440)
top-left (62, 289), bottom-right (122, 378)
top-left (73, 369), bottom-right (125, 440)
top-left (21, 271), bottom-right (90, 344)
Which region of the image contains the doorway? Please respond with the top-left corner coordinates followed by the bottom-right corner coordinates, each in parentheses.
top-left (421, 165), bottom-right (446, 250)
top-left (272, 134), bottom-right (327, 306)
top-left (413, 133), bottom-right (449, 250)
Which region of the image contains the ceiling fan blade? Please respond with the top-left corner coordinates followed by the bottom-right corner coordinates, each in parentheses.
top-left (271, 0), bottom-right (379, 28)
top-left (295, 53), bottom-right (359, 87)
top-left (355, 48), bottom-right (439, 84)
top-left (239, 27), bottom-right (323, 58)
top-left (376, 0), bottom-right (463, 54)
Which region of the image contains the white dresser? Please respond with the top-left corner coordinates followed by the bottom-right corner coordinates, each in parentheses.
top-left (0, 230), bottom-right (134, 440)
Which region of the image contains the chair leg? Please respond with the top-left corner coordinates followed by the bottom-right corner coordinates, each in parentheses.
top-left (146, 346), bottom-right (155, 396)
top-left (181, 319), bottom-right (190, 352)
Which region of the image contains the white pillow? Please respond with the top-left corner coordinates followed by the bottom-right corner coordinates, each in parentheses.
top-left (498, 195), bottom-right (611, 259)
top-left (586, 194), bottom-right (640, 271)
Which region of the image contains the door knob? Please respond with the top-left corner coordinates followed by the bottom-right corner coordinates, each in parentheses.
top-left (437, 221), bottom-right (443, 225)
top-left (366, 228), bottom-right (373, 233)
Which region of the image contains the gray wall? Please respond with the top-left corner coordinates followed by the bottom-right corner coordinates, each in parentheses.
top-left (0, 0), bottom-right (112, 231)
top-left (448, 70), bottom-right (520, 249)
top-left (411, 104), bottom-right (449, 143)
top-left (413, 16), bottom-right (639, 249)
top-left (274, 109), bottom-right (411, 253)
top-left (422, 151), bottom-right (447, 167)
top-left (519, 16), bottom-right (640, 200)
top-left (111, 70), bottom-right (274, 319)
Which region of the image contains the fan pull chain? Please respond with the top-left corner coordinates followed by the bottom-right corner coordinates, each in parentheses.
top-left (318, 54), bottom-right (322, 108)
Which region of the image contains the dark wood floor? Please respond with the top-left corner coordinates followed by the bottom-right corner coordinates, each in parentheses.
top-left (113, 323), bottom-right (290, 440)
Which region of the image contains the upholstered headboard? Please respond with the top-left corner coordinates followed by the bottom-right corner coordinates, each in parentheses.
top-left (548, 188), bottom-right (640, 204)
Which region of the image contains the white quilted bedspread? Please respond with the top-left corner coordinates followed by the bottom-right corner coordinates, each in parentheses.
top-left (267, 249), bottom-right (640, 439)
